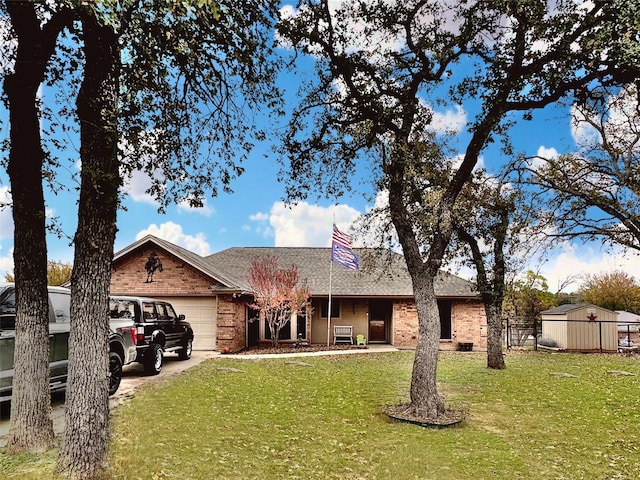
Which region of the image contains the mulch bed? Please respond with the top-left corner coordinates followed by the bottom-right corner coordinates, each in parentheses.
top-left (231, 344), bottom-right (360, 355)
top-left (383, 403), bottom-right (466, 428)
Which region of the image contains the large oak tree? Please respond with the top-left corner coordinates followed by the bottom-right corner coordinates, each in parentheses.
top-left (2, 2), bottom-right (73, 454)
top-left (277, 0), bottom-right (637, 420)
top-left (2, 1), bottom-right (281, 477)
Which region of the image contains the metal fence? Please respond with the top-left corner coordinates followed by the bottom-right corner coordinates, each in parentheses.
top-left (505, 318), bottom-right (541, 349)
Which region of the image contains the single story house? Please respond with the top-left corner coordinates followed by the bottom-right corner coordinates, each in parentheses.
top-left (110, 235), bottom-right (487, 352)
top-left (540, 304), bottom-right (618, 352)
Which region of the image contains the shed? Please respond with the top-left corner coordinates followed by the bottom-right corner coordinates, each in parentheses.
top-left (540, 304), bottom-right (618, 353)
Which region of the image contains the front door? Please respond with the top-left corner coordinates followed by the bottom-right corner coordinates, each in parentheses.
top-left (369, 299), bottom-right (391, 343)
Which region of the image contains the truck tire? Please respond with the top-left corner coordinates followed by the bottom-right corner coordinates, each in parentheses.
top-left (144, 344), bottom-right (163, 375)
top-left (178, 337), bottom-right (193, 360)
top-left (109, 351), bottom-right (123, 396)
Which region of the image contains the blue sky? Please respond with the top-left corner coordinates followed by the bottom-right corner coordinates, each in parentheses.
top-left (1, 3), bottom-right (638, 293)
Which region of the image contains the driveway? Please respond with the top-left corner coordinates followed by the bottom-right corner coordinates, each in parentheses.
top-left (0, 351), bottom-right (217, 447)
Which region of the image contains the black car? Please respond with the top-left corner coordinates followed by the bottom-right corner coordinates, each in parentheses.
top-left (109, 296), bottom-right (194, 375)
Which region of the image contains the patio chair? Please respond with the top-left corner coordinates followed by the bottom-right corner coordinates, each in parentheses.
top-left (356, 334), bottom-right (366, 345)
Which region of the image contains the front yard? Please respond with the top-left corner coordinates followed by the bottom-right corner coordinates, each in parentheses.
top-left (2, 350), bottom-right (640, 479)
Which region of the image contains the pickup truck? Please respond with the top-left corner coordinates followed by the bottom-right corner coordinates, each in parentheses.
top-left (109, 296), bottom-right (194, 375)
top-left (0, 283), bottom-right (137, 402)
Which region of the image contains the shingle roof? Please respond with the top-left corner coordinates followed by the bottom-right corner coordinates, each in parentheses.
top-left (113, 236), bottom-right (478, 298)
top-left (540, 303), bottom-right (591, 315)
top-left (205, 247), bottom-right (477, 298)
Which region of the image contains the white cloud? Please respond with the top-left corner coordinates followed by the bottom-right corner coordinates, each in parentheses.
top-left (176, 198), bottom-right (215, 217)
top-left (250, 201), bottom-right (361, 247)
top-left (570, 103), bottom-right (601, 149)
top-left (534, 242), bottom-right (640, 293)
top-left (0, 244), bottom-right (13, 280)
top-left (431, 104), bottom-right (467, 134)
top-left (122, 169), bottom-right (161, 206)
top-left (249, 212), bottom-right (269, 222)
top-left (529, 145), bottom-right (559, 170)
top-left (136, 221), bottom-right (211, 256)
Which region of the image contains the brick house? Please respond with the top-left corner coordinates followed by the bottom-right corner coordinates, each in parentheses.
top-left (110, 235), bottom-right (487, 352)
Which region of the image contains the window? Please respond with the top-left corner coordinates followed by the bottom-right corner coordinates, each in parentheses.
top-left (109, 299), bottom-right (136, 319)
top-left (49, 291), bottom-right (71, 323)
top-left (0, 286), bottom-right (15, 329)
top-left (265, 319), bottom-right (291, 340)
top-left (156, 302), bottom-right (177, 321)
top-left (320, 299), bottom-right (340, 319)
top-left (143, 302), bottom-right (156, 320)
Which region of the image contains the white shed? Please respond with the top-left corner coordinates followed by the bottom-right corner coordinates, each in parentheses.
top-left (540, 304), bottom-right (618, 353)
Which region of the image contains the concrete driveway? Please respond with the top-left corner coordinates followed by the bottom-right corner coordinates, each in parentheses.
top-left (0, 351), bottom-right (217, 447)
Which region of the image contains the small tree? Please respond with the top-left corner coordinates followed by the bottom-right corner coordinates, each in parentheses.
top-left (505, 270), bottom-right (556, 340)
top-left (452, 167), bottom-right (538, 370)
top-left (247, 256), bottom-right (310, 347)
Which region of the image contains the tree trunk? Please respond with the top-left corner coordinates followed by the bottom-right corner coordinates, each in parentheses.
top-left (409, 277), bottom-right (445, 418)
top-left (387, 148), bottom-right (448, 419)
top-left (486, 304), bottom-right (506, 370)
top-left (57, 12), bottom-right (120, 480)
top-left (4, 3), bottom-right (71, 454)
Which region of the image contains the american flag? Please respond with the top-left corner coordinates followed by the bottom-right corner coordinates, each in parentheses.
top-left (331, 224), bottom-right (359, 270)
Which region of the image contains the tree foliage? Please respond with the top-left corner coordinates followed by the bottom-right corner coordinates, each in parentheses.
top-left (115, 0), bottom-right (282, 210)
top-left (580, 270), bottom-right (640, 313)
top-left (2, 260), bottom-right (72, 285)
top-left (505, 270), bottom-right (557, 327)
top-left (247, 256), bottom-right (310, 347)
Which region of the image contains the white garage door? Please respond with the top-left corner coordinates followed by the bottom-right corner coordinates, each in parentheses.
top-left (158, 297), bottom-right (217, 351)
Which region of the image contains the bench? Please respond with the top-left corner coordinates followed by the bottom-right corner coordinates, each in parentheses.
top-left (333, 326), bottom-right (353, 345)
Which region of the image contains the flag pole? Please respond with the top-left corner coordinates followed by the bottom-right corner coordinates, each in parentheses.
top-left (327, 252), bottom-right (333, 347)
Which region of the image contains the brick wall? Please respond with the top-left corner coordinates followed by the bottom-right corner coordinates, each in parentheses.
top-left (392, 299), bottom-right (419, 347)
top-left (216, 294), bottom-right (246, 352)
top-left (392, 298), bottom-right (487, 350)
top-left (452, 301), bottom-right (487, 350)
top-left (110, 247), bottom-right (213, 296)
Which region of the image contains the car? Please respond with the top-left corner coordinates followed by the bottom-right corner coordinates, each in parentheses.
top-left (109, 296), bottom-right (194, 375)
top-left (0, 283), bottom-right (137, 402)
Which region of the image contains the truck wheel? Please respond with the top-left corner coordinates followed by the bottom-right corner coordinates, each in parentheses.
top-left (109, 352), bottom-right (123, 396)
top-left (178, 338), bottom-right (193, 360)
top-left (144, 344), bottom-right (163, 375)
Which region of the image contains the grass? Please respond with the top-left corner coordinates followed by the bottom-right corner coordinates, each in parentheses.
top-left (2, 351), bottom-right (640, 479)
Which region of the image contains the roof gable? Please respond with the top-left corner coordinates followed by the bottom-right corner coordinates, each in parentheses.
top-left (113, 235), bottom-right (239, 289)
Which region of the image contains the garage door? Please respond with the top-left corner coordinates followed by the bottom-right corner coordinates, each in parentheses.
top-left (158, 297), bottom-right (217, 351)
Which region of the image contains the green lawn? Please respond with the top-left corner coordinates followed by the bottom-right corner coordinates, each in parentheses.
top-left (3, 351), bottom-right (640, 479)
